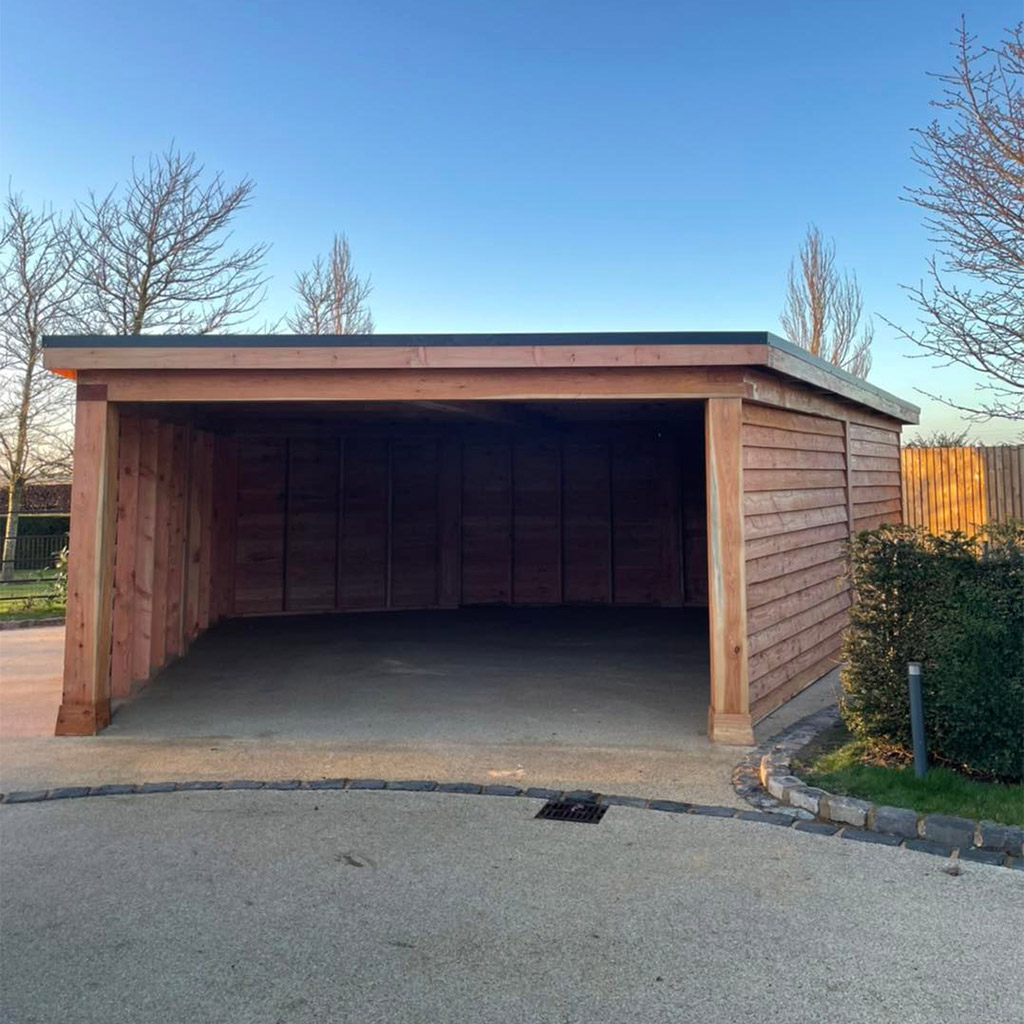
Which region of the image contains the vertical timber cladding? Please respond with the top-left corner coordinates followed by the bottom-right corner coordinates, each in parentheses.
top-left (287, 438), bottom-right (340, 611)
top-left (742, 402), bottom-right (903, 720)
top-left (232, 424), bottom-right (705, 615)
top-left (234, 439), bottom-right (287, 614)
top-left (458, 432), bottom-right (686, 607)
top-left (679, 443), bottom-right (708, 606)
top-left (562, 443), bottom-right (611, 603)
top-left (106, 412), bottom-right (228, 704)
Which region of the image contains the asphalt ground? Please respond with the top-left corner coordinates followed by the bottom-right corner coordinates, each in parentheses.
top-left (1, 789), bottom-right (1021, 1024)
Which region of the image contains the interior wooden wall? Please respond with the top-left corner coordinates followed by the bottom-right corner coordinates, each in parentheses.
top-left (109, 412), bottom-right (237, 699)
top-left (742, 402), bottom-right (903, 721)
top-left (232, 423), bottom-right (707, 617)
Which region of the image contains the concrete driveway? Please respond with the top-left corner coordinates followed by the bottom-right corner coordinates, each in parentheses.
top-left (1, 789), bottom-right (1021, 1024)
top-left (0, 614), bottom-right (836, 806)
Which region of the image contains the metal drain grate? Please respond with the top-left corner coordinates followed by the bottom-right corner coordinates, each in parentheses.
top-left (535, 800), bottom-right (607, 824)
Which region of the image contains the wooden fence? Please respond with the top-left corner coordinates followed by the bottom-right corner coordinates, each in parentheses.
top-left (901, 445), bottom-right (1024, 533)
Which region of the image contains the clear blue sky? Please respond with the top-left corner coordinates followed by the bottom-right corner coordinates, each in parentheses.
top-left (1, 0), bottom-right (1019, 440)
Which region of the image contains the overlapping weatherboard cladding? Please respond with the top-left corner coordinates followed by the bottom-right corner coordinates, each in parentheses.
top-left (741, 401), bottom-right (904, 722)
top-left (848, 422), bottom-right (903, 530)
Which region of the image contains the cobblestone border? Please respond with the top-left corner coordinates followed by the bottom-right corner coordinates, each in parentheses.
top-left (1, 774), bottom-right (1020, 870)
top-left (733, 708), bottom-right (1023, 868)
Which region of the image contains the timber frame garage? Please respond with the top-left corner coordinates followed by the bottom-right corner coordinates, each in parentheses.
top-left (44, 332), bottom-right (918, 744)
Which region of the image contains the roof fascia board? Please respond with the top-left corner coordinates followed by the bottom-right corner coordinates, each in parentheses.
top-left (763, 334), bottom-right (919, 424)
top-left (42, 330), bottom-right (919, 423)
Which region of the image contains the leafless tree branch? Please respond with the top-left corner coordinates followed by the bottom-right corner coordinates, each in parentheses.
top-left (887, 19), bottom-right (1024, 421)
top-left (287, 234), bottom-right (373, 335)
top-left (0, 194), bottom-right (80, 579)
top-left (75, 147), bottom-right (270, 335)
top-left (780, 224), bottom-right (873, 378)
top-left (904, 427), bottom-right (974, 447)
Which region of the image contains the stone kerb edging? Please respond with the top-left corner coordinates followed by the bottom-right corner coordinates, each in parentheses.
top-left (734, 707), bottom-right (1024, 868)
top-left (2, 773), bottom-right (1021, 870)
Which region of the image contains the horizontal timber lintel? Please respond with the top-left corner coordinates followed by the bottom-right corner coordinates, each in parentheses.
top-left (79, 368), bottom-right (752, 404)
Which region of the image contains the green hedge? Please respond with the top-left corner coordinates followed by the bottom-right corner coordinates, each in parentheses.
top-left (841, 522), bottom-right (1024, 782)
top-left (0, 515), bottom-right (69, 537)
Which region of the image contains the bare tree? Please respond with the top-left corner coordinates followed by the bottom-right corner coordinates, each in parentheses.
top-left (890, 20), bottom-right (1024, 421)
top-left (0, 196), bottom-right (80, 580)
top-left (904, 428), bottom-right (973, 447)
top-left (288, 234), bottom-right (374, 335)
top-left (780, 225), bottom-right (873, 378)
top-left (76, 148), bottom-right (269, 335)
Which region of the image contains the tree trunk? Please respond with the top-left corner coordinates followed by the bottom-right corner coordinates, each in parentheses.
top-left (1, 479), bottom-right (25, 582)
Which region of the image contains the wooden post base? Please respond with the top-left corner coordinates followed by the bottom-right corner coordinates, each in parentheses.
top-left (708, 706), bottom-right (755, 745)
top-left (55, 700), bottom-right (111, 736)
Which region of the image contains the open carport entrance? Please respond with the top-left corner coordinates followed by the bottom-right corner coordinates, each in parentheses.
top-left (103, 398), bottom-right (714, 746)
top-left (50, 331), bottom-right (916, 743)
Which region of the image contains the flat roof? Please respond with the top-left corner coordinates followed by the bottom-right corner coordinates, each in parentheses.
top-left (48, 330), bottom-right (777, 349)
top-left (43, 331), bottom-right (919, 423)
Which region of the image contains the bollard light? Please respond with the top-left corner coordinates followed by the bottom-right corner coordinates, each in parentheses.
top-left (908, 662), bottom-right (927, 779)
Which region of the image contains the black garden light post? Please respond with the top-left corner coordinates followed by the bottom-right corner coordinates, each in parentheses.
top-left (908, 662), bottom-right (927, 779)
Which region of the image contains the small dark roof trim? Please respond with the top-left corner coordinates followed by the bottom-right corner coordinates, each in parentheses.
top-left (45, 330), bottom-right (771, 349)
top-left (43, 330), bottom-right (919, 423)
top-left (765, 334), bottom-right (919, 421)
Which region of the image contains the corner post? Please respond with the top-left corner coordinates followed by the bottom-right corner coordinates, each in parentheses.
top-left (705, 397), bottom-right (754, 744)
top-left (56, 385), bottom-right (120, 735)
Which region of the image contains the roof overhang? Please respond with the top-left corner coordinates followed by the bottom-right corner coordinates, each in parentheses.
top-left (43, 331), bottom-right (920, 424)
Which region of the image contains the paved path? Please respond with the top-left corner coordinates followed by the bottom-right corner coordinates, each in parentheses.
top-left (2, 789), bottom-right (1021, 1024)
top-left (0, 626), bottom-right (63, 738)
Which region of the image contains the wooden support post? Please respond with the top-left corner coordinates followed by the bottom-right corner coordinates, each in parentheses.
top-left (705, 397), bottom-right (754, 744)
top-left (131, 417), bottom-right (158, 685)
top-left (55, 387), bottom-right (119, 735)
top-left (110, 413), bottom-right (140, 699)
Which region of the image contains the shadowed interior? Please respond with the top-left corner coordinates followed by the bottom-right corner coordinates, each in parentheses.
top-left (210, 401), bottom-right (708, 616)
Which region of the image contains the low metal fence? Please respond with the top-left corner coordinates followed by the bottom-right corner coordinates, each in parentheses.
top-left (0, 533), bottom-right (68, 606)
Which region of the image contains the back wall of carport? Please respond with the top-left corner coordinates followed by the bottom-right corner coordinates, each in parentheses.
top-left (229, 413), bottom-right (707, 615)
top-left (43, 333), bottom-right (918, 744)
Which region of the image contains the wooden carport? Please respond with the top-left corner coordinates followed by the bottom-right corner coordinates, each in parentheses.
top-left (43, 332), bottom-right (918, 744)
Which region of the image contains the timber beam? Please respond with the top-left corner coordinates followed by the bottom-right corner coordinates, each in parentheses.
top-left (75, 367), bottom-right (751, 404)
